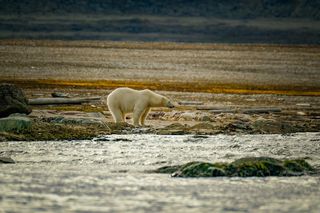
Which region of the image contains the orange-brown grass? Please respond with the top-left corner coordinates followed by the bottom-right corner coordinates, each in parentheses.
top-left (2, 78), bottom-right (320, 96)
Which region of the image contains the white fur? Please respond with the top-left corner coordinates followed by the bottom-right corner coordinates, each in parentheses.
top-left (107, 87), bottom-right (174, 126)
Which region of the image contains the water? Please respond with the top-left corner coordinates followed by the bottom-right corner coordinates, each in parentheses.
top-left (1, 133), bottom-right (320, 212)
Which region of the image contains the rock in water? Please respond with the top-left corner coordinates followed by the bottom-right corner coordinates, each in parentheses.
top-left (0, 114), bottom-right (32, 132)
top-left (0, 83), bottom-right (32, 118)
top-left (153, 157), bottom-right (315, 177)
top-left (0, 156), bottom-right (15, 164)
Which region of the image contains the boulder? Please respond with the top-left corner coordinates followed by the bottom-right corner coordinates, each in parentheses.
top-left (153, 157), bottom-right (315, 177)
top-left (0, 83), bottom-right (31, 118)
top-left (0, 114), bottom-right (32, 132)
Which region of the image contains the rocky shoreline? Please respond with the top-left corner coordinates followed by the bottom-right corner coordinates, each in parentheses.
top-left (0, 83), bottom-right (319, 141)
top-left (1, 108), bottom-right (319, 141)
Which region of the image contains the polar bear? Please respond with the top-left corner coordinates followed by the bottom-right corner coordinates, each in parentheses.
top-left (107, 87), bottom-right (174, 126)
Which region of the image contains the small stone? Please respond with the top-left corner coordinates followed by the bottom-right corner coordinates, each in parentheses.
top-left (297, 111), bottom-right (306, 116)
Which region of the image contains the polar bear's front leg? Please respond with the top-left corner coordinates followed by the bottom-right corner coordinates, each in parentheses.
top-left (133, 103), bottom-right (147, 126)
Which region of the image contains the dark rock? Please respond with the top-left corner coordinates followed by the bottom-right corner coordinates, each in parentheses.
top-left (111, 138), bottom-right (132, 142)
top-left (0, 156), bottom-right (15, 164)
top-left (171, 162), bottom-right (226, 177)
top-left (0, 83), bottom-right (32, 118)
top-left (153, 157), bottom-right (315, 178)
top-left (223, 121), bottom-right (252, 133)
top-left (192, 135), bottom-right (209, 139)
top-left (153, 165), bottom-right (181, 174)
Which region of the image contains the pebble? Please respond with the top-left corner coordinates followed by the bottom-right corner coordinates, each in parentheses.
top-left (297, 111), bottom-right (307, 116)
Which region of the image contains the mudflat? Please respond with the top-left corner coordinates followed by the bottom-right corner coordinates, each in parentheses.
top-left (0, 40), bottom-right (319, 95)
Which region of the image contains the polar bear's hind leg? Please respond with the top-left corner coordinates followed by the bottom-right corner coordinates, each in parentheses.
top-left (109, 105), bottom-right (124, 123)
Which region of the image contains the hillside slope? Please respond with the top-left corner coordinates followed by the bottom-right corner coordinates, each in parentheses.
top-left (0, 0), bottom-right (319, 43)
top-left (1, 0), bottom-right (319, 19)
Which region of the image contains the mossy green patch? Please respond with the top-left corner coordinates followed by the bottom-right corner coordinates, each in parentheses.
top-left (153, 157), bottom-right (315, 178)
top-left (172, 161), bottom-right (227, 177)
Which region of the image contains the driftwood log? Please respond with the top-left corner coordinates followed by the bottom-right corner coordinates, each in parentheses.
top-left (242, 108), bottom-right (281, 114)
top-left (197, 105), bottom-right (282, 114)
top-left (209, 109), bottom-right (236, 114)
top-left (29, 97), bottom-right (101, 105)
top-left (196, 105), bottom-right (223, 110)
top-left (209, 108), bottom-right (281, 114)
top-left (178, 101), bottom-right (204, 106)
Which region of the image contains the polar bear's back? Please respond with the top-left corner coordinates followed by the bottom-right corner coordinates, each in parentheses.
top-left (107, 87), bottom-right (145, 113)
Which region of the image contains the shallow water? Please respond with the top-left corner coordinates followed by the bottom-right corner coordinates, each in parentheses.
top-left (1, 133), bottom-right (320, 213)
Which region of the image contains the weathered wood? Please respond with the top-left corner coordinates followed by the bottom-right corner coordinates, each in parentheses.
top-left (29, 97), bottom-right (101, 105)
top-left (178, 101), bottom-right (204, 106)
top-left (242, 108), bottom-right (281, 114)
top-left (209, 109), bottom-right (236, 114)
top-left (206, 107), bottom-right (282, 114)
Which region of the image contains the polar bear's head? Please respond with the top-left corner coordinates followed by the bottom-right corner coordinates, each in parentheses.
top-left (162, 97), bottom-right (175, 108)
